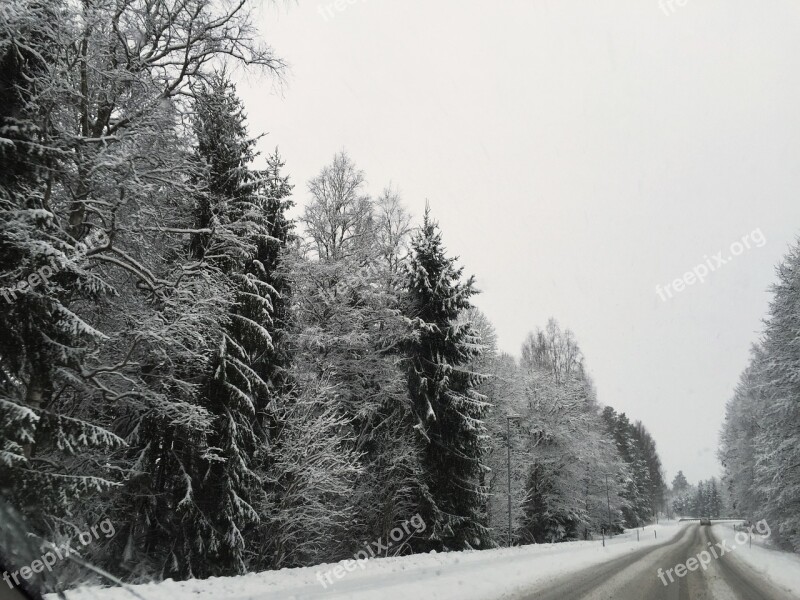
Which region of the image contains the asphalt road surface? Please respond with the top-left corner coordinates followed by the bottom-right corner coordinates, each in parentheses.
top-left (517, 524), bottom-right (794, 600)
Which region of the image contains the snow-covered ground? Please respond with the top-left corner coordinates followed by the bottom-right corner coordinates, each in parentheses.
top-left (711, 522), bottom-right (800, 598)
top-left (48, 521), bottom-right (684, 600)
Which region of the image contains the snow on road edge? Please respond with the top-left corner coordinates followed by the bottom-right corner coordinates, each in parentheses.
top-left (48, 522), bottom-right (685, 600)
top-left (711, 522), bottom-right (800, 598)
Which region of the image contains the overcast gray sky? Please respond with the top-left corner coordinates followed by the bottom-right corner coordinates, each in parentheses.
top-left (236, 0), bottom-right (800, 484)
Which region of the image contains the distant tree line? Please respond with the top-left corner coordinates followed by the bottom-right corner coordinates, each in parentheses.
top-left (475, 319), bottom-right (668, 544)
top-left (669, 471), bottom-right (725, 519)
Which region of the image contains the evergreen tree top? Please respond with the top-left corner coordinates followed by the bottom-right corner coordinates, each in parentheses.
top-left (406, 206), bottom-right (477, 324)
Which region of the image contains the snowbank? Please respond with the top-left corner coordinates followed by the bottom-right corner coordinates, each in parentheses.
top-left (48, 521), bottom-right (684, 600)
top-left (711, 522), bottom-right (800, 597)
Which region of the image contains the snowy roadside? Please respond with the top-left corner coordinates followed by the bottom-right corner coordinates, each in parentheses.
top-left (710, 522), bottom-right (800, 597)
top-left (48, 521), bottom-right (684, 600)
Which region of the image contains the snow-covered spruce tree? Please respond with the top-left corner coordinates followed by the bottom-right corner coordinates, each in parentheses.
top-left (0, 0), bottom-right (123, 533)
top-left (402, 207), bottom-right (490, 551)
top-left (246, 149), bottom-right (296, 570)
top-left (179, 74), bottom-right (280, 577)
top-left (254, 150), bottom-right (295, 398)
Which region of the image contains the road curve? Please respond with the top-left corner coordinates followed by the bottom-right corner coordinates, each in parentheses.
top-left (515, 523), bottom-right (794, 600)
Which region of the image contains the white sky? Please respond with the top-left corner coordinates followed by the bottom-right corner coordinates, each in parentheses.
top-left (236, 0), bottom-right (800, 485)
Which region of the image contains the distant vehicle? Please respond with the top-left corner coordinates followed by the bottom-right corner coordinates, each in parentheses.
top-left (700, 518), bottom-right (712, 526)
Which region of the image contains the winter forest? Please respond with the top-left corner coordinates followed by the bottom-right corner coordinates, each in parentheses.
top-left (718, 243), bottom-right (800, 554)
top-left (2, 0), bottom-right (800, 598)
top-left (0, 0), bottom-right (672, 588)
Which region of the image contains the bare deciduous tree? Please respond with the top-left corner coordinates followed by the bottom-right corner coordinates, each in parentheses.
top-left (374, 185), bottom-right (412, 273)
top-left (302, 151), bottom-right (374, 260)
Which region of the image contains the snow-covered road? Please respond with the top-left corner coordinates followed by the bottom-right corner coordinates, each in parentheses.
top-left (516, 522), bottom-right (800, 600)
top-left (49, 520), bottom-right (800, 600)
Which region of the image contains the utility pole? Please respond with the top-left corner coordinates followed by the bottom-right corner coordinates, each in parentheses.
top-left (605, 473), bottom-right (612, 535)
top-left (506, 415), bottom-right (521, 547)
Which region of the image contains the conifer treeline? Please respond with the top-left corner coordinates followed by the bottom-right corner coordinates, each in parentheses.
top-left (720, 241), bottom-right (800, 552)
